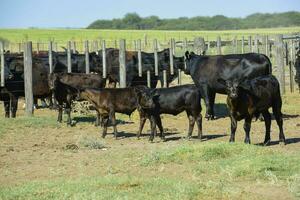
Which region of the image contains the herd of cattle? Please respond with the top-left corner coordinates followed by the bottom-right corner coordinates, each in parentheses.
top-left (1, 46), bottom-right (300, 145)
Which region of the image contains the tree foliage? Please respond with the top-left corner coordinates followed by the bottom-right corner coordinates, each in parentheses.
top-left (87, 12), bottom-right (300, 30)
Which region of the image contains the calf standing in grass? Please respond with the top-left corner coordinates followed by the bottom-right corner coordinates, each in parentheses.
top-left (221, 75), bottom-right (286, 145)
top-left (138, 84), bottom-right (203, 142)
top-left (48, 73), bottom-right (106, 125)
top-left (78, 86), bottom-right (155, 139)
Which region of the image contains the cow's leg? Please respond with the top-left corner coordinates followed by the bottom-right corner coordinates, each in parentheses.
top-left (229, 114), bottom-right (237, 142)
top-left (65, 103), bottom-right (72, 126)
top-left (57, 101), bottom-right (63, 123)
top-left (208, 91), bottom-right (216, 120)
top-left (33, 98), bottom-right (38, 109)
top-left (200, 85), bottom-right (213, 120)
top-left (272, 104), bottom-right (286, 145)
top-left (149, 115), bottom-right (157, 142)
top-left (10, 96), bottom-right (18, 118)
top-left (243, 117), bottom-right (252, 144)
top-left (40, 98), bottom-right (47, 108)
top-left (137, 112), bottom-right (147, 139)
top-left (102, 116), bottom-right (109, 138)
top-left (95, 111), bottom-right (102, 127)
top-left (65, 95), bottom-right (73, 126)
top-left (262, 110), bottom-right (271, 145)
top-left (110, 111), bottom-right (118, 139)
top-left (4, 100), bottom-right (10, 118)
top-left (186, 111), bottom-right (195, 139)
top-left (154, 115), bottom-right (165, 141)
top-left (196, 113), bottom-right (203, 140)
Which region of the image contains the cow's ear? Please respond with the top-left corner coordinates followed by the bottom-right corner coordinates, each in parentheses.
top-left (217, 78), bottom-right (226, 86)
top-left (239, 80), bottom-right (251, 91)
top-left (185, 51), bottom-right (190, 60)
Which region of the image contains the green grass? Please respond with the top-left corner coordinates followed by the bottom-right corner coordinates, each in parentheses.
top-left (0, 27), bottom-right (299, 52)
top-left (0, 115), bottom-right (61, 137)
top-left (0, 142), bottom-right (299, 199)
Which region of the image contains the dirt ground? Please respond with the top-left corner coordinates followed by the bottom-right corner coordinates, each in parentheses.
top-left (0, 93), bottom-right (299, 199)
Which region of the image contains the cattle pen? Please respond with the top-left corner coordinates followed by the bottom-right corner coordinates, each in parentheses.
top-left (0, 33), bottom-right (300, 199)
top-left (0, 34), bottom-right (299, 117)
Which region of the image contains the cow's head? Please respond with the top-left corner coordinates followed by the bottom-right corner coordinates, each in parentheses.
top-left (48, 73), bottom-right (59, 91)
top-left (184, 51), bottom-right (196, 75)
top-left (218, 78), bottom-right (251, 99)
top-left (134, 86), bottom-right (157, 109)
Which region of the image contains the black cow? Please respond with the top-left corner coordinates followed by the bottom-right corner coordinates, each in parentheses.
top-left (1, 55), bottom-right (52, 117)
top-left (184, 51), bottom-right (272, 120)
top-left (220, 75), bottom-right (285, 145)
top-left (137, 84), bottom-right (202, 142)
top-left (78, 86), bottom-right (155, 138)
top-left (48, 73), bottom-right (106, 125)
top-left (103, 48), bottom-right (184, 88)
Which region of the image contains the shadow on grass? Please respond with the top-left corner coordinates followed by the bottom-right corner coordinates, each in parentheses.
top-left (255, 137), bottom-right (300, 146)
top-left (165, 133), bottom-right (227, 142)
top-left (72, 116), bottom-right (133, 126)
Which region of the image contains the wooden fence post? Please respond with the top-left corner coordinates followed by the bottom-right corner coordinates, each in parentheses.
top-left (137, 39), bottom-right (142, 77)
top-left (67, 41), bottom-right (72, 73)
top-left (233, 36), bottom-right (237, 54)
top-left (248, 36), bottom-right (252, 53)
top-left (289, 41), bottom-right (295, 93)
top-left (24, 42), bottom-right (34, 116)
top-left (178, 69), bottom-right (181, 85)
top-left (119, 39), bottom-right (126, 88)
top-left (241, 36), bottom-right (245, 54)
top-left (172, 38), bottom-right (176, 55)
top-left (265, 35), bottom-right (269, 57)
top-left (147, 70), bottom-right (151, 88)
top-left (184, 38), bottom-right (187, 70)
top-left (163, 70), bottom-right (167, 88)
top-left (170, 38), bottom-right (174, 75)
top-left (144, 34), bottom-right (148, 47)
top-left (194, 37), bottom-right (205, 55)
top-left (0, 41), bottom-right (4, 87)
top-left (217, 36), bottom-right (221, 55)
top-left (36, 42), bottom-right (40, 54)
top-left (72, 41), bottom-right (76, 53)
top-left (85, 40), bottom-right (90, 74)
top-left (254, 35), bottom-right (259, 53)
top-left (48, 41), bottom-right (53, 73)
top-left (275, 34), bottom-right (285, 94)
top-left (102, 40), bottom-right (107, 78)
top-left (153, 39), bottom-right (158, 76)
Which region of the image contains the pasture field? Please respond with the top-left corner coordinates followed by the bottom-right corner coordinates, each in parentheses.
top-left (0, 27), bottom-right (299, 44)
top-left (0, 89), bottom-right (299, 199)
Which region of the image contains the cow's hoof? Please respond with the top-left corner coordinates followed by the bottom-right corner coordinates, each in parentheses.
top-left (263, 139), bottom-right (270, 146)
top-left (279, 140), bottom-right (286, 146)
top-left (197, 136), bottom-right (202, 141)
top-left (244, 139), bottom-right (251, 144)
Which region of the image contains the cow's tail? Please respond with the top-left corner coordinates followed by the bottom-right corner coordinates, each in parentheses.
top-left (262, 54), bottom-right (272, 74)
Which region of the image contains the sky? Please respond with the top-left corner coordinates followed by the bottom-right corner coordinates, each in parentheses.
top-left (0, 0), bottom-right (299, 28)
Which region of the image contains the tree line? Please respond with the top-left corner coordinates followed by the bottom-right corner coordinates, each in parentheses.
top-left (87, 11), bottom-right (300, 30)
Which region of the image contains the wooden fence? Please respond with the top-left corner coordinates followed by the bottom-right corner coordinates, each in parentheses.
top-left (0, 34), bottom-right (299, 115)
